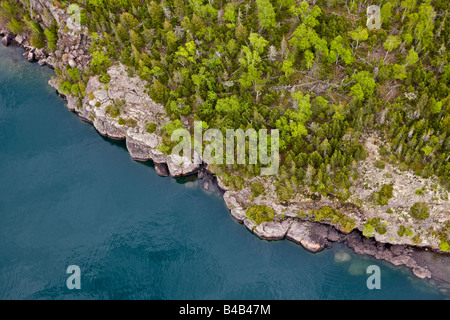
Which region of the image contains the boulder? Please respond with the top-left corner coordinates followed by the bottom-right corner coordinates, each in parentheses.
top-left (166, 152), bottom-right (201, 177)
top-left (14, 35), bottom-right (24, 45)
top-left (68, 58), bottom-right (77, 68)
top-left (27, 51), bottom-right (35, 62)
top-left (223, 192), bottom-right (246, 223)
top-left (250, 219), bottom-right (293, 241)
top-left (154, 162), bottom-right (169, 177)
top-left (125, 131), bottom-right (161, 161)
top-left (286, 221), bottom-right (329, 253)
top-left (1, 34), bottom-right (11, 46)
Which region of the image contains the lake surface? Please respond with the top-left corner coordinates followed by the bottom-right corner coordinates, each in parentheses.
top-left (0, 44), bottom-right (446, 300)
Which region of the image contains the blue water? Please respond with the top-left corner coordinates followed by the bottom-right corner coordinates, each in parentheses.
top-left (0, 44), bottom-right (446, 300)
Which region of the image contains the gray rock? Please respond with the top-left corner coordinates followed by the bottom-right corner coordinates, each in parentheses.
top-left (27, 51), bottom-right (35, 62)
top-left (93, 117), bottom-right (126, 140)
top-left (286, 221), bottom-right (328, 253)
top-left (66, 95), bottom-right (78, 111)
top-left (166, 152), bottom-right (201, 177)
top-left (216, 176), bottom-right (229, 191)
top-left (223, 192), bottom-right (247, 223)
top-left (125, 133), bottom-right (160, 161)
top-left (14, 35), bottom-right (24, 45)
top-left (68, 58), bottom-right (77, 68)
top-left (1, 35), bottom-right (11, 46)
top-left (154, 162), bottom-right (169, 177)
top-left (251, 219), bottom-right (293, 241)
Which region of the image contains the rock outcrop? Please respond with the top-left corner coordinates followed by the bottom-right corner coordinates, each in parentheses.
top-left (1, 33), bottom-right (11, 46)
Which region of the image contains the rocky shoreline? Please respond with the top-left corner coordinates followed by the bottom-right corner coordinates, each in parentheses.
top-left (1, 27), bottom-right (449, 293)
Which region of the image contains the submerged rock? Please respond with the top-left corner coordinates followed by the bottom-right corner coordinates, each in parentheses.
top-left (334, 251), bottom-right (352, 263)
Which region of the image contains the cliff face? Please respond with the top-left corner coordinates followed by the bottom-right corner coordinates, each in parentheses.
top-left (1, 1), bottom-right (449, 285)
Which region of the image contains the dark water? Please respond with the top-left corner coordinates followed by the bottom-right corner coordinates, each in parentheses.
top-left (0, 44), bottom-right (446, 300)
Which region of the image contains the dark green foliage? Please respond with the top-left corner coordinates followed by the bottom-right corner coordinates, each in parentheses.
top-left (44, 23), bottom-right (58, 51)
top-left (372, 184), bottom-right (394, 206)
top-left (364, 218), bottom-right (387, 237)
top-left (246, 205), bottom-right (275, 225)
top-left (105, 99), bottom-right (125, 118)
top-left (397, 225), bottom-right (414, 237)
top-left (146, 122), bottom-right (157, 134)
top-left (251, 182), bottom-right (265, 198)
top-left (410, 202), bottom-right (430, 220)
top-left (311, 206), bottom-right (356, 232)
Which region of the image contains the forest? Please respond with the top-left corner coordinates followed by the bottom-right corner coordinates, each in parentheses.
top-left (1, 0), bottom-right (449, 217)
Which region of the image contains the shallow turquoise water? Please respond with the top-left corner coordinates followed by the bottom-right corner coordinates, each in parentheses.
top-left (0, 44), bottom-right (446, 300)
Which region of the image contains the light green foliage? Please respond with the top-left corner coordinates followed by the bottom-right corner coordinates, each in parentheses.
top-left (363, 223), bottom-right (375, 237)
top-left (223, 3), bottom-right (236, 27)
top-left (162, 119), bottom-right (183, 136)
top-left (44, 25), bottom-right (58, 51)
top-left (256, 0), bottom-right (276, 30)
top-left (176, 41), bottom-right (196, 62)
top-left (291, 91), bottom-right (312, 121)
top-left (290, 23), bottom-right (328, 59)
top-left (90, 51), bottom-right (112, 75)
top-left (281, 58), bottom-right (295, 78)
top-left (440, 241), bottom-right (449, 252)
top-left (7, 17), bottom-right (22, 34)
top-left (215, 96), bottom-right (242, 115)
top-left (405, 48), bottom-right (419, 66)
top-left (348, 27), bottom-right (368, 50)
top-left (350, 71), bottom-right (376, 101)
top-left (304, 50), bottom-right (314, 69)
top-left (328, 36), bottom-right (353, 65)
top-left (380, 2), bottom-right (393, 25)
top-left (383, 35), bottom-right (401, 60)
